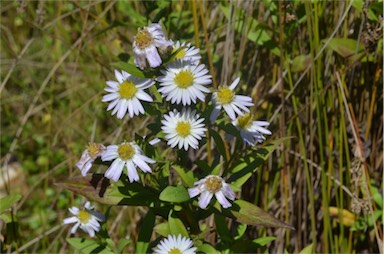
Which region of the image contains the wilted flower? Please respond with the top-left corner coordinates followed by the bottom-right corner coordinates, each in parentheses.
top-left (154, 234), bottom-right (197, 254)
top-left (188, 175), bottom-right (235, 209)
top-left (133, 23), bottom-right (173, 69)
top-left (157, 60), bottom-right (211, 105)
top-left (232, 113), bottom-right (272, 145)
top-left (76, 143), bottom-right (105, 176)
top-left (102, 70), bottom-right (154, 119)
top-left (161, 108), bottom-right (206, 150)
top-left (63, 201), bottom-right (104, 238)
top-left (211, 77), bottom-right (254, 122)
top-left (101, 141), bottom-right (155, 182)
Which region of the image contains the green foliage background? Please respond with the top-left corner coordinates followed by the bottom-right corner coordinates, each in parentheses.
top-left (1, 0), bottom-right (382, 253)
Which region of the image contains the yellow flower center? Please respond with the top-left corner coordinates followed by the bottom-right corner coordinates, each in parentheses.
top-left (87, 143), bottom-right (104, 158)
top-left (78, 210), bottom-right (92, 224)
top-left (237, 113), bottom-right (253, 129)
top-left (118, 143), bottom-right (135, 160)
top-left (168, 248), bottom-right (182, 254)
top-left (174, 70), bottom-right (194, 88)
top-left (216, 86), bottom-right (234, 105)
top-left (205, 176), bottom-right (223, 193)
top-left (119, 81), bottom-right (137, 99)
top-left (175, 121), bottom-right (191, 137)
top-left (174, 48), bottom-right (186, 59)
top-left (135, 29), bottom-right (153, 50)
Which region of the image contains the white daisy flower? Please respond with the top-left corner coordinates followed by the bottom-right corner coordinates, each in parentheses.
top-left (133, 23), bottom-right (173, 69)
top-left (101, 141), bottom-right (155, 182)
top-left (188, 175), bottom-right (235, 209)
top-left (63, 201), bottom-right (105, 238)
top-left (157, 60), bottom-right (211, 105)
top-left (154, 234), bottom-right (197, 254)
top-left (161, 108), bottom-right (206, 150)
top-left (232, 113), bottom-right (272, 145)
top-left (211, 77), bottom-right (254, 121)
top-left (172, 41), bottom-right (201, 65)
top-left (76, 143), bottom-right (106, 176)
top-left (102, 70), bottom-right (154, 119)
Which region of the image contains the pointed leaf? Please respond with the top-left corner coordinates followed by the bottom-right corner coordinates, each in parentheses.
top-left (215, 215), bottom-right (231, 243)
top-left (172, 165), bottom-right (197, 187)
top-left (224, 200), bottom-right (294, 229)
top-left (291, 55), bottom-right (312, 72)
top-left (66, 238), bottom-right (114, 254)
top-left (159, 186), bottom-right (190, 203)
top-left (111, 62), bottom-right (155, 78)
top-left (154, 222), bottom-right (170, 237)
top-left (0, 194), bottom-right (22, 214)
top-left (299, 243), bottom-right (313, 254)
top-left (326, 38), bottom-right (364, 58)
top-left (168, 210), bottom-right (189, 237)
top-left (56, 174), bottom-right (158, 206)
top-left (197, 243), bottom-right (219, 254)
top-left (253, 236), bottom-right (276, 246)
top-left (234, 223), bottom-right (247, 240)
top-left (228, 138), bottom-right (291, 187)
top-left (117, 239), bottom-right (131, 253)
top-left (209, 129), bottom-right (228, 162)
top-left (136, 210), bottom-right (155, 254)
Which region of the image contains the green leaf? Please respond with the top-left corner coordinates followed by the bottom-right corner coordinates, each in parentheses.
top-left (172, 165), bottom-right (198, 187)
top-left (326, 38), bottom-right (364, 58)
top-left (371, 184), bottom-right (383, 208)
top-left (352, 0), bottom-right (379, 21)
top-left (253, 236), bottom-right (276, 246)
top-left (299, 243), bottom-right (313, 254)
top-left (197, 243), bottom-right (219, 254)
top-left (111, 62), bottom-right (150, 78)
top-left (136, 210), bottom-right (155, 254)
top-left (209, 129), bottom-right (228, 162)
top-left (168, 210), bottom-right (189, 237)
top-left (291, 54), bottom-right (311, 72)
top-left (149, 85), bottom-right (163, 103)
top-left (117, 239), bottom-right (131, 253)
top-left (194, 160), bottom-right (211, 173)
top-left (159, 186), bottom-right (190, 203)
top-left (56, 174), bottom-right (158, 206)
top-left (0, 193), bottom-right (22, 214)
top-left (228, 138), bottom-right (290, 187)
top-left (211, 162), bottom-right (223, 177)
top-left (234, 223), bottom-right (247, 240)
top-left (154, 222), bottom-right (170, 237)
top-left (367, 210), bottom-right (383, 227)
top-left (224, 200), bottom-right (294, 229)
top-left (66, 238), bottom-right (114, 254)
top-left (215, 215), bottom-right (231, 243)
top-left (0, 213), bottom-right (12, 223)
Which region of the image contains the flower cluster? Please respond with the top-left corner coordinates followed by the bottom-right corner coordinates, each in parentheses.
top-left (64, 23), bottom-right (274, 247)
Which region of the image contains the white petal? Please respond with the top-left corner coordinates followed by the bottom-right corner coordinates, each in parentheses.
top-left (70, 222), bottom-right (80, 234)
top-left (198, 191), bottom-right (213, 209)
top-left (229, 77), bottom-right (240, 90)
top-left (188, 187), bottom-right (200, 198)
top-left (126, 160), bottom-right (139, 182)
top-left (115, 70), bottom-right (124, 83)
top-left (63, 216), bottom-right (78, 225)
top-left (215, 191), bottom-right (232, 208)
